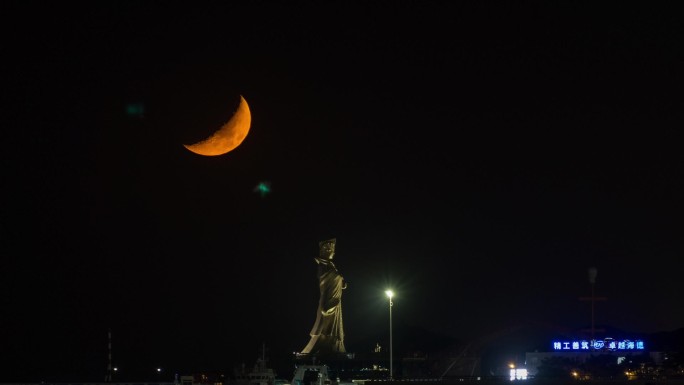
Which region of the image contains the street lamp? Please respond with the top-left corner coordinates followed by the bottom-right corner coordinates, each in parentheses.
top-left (588, 267), bottom-right (597, 344)
top-left (385, 290), bottom-right (394, 380)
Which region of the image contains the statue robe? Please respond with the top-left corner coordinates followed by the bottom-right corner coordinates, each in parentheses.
top-left (301, 257), bottom-right (346, 354)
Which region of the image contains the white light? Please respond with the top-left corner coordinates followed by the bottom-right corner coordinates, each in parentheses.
top-left (385, 290), bottom-right (394, 298)
top-left (113, 368), bottom-right (118, 372)
top-left (510, 368), bottom-right (528, 381)
top-left (157, 368), bottom-right (162, 372)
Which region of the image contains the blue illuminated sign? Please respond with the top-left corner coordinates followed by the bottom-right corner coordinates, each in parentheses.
top-left (552, 338), bottom-right (645, 351)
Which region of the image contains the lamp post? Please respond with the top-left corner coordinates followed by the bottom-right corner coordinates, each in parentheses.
top-left (579, 267), bottom-right (606, 348)
top-left (385, 290), bottom-right (394, 380)
top-left (588, 267), bottom-right (597, 344)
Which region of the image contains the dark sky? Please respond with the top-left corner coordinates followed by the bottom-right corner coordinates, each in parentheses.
top-left (2, 1), bottom-right (683, 382)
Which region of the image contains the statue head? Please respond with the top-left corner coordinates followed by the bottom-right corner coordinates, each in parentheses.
top-left (319, 238), bottom-right (336, 260)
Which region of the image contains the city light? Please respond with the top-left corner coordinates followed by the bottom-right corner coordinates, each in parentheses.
top-left (509, 368), bottom-right (528, 381)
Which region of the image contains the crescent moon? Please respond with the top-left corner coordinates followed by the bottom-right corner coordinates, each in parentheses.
top-left (183, 95), bottom-right (251, 156)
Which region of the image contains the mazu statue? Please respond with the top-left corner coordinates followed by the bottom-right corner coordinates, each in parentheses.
top-left (301, 238), bottom-right (347, 354)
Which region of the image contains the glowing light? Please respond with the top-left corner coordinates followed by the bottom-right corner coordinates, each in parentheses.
top-left (509, 368), bottom-right (527, 381)
top-left (385, 290), bottom-right (394, 298)
top-left (125, 103), bottom-right (144, 118)
top-left (254, 182), bottom-right (271, 197)
top-left (552, 338), bottom-right (644, 351)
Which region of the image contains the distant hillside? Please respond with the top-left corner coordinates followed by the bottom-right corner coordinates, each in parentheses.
top-left (646, 327), bottom-right (684, 351)
top-left (386, 322), bottom-right (684, 377)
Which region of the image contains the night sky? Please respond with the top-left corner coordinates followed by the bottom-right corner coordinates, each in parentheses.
top-left (2, 2), bottom-right (683, 382)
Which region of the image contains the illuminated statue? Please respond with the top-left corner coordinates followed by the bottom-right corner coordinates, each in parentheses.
top-left (301, 238), bottom-right (347, 354)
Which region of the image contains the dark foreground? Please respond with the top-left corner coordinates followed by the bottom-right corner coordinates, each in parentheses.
top-left (365, 380), bottom-right (684, 385)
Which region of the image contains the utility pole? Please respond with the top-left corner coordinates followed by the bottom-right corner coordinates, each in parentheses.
top-left (578, 267), bottom-right (607, 346)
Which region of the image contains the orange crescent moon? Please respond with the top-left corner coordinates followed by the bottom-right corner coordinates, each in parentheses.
top-left (183, 95), bottom-right (251, 156)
